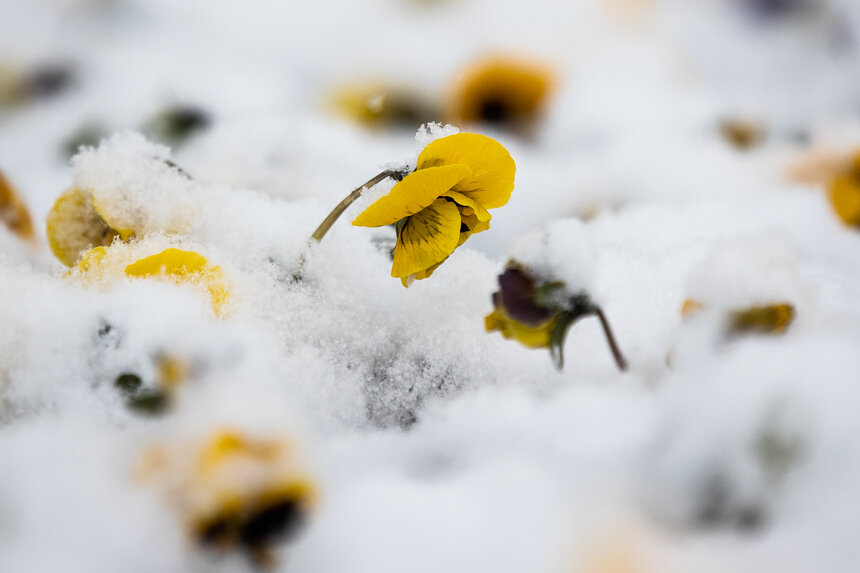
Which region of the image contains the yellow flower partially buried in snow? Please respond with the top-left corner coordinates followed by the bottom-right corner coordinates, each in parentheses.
top-left (0, 169), bottom-right (36, 242)
top-left (72, 245), bottom-right (229, 316)
top-left (138, 429), bottom-right (317, 566)
top-left (353, 132), bottom-right (515, 286)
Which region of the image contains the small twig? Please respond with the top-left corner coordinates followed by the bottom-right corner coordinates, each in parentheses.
top-left (310, 170), bottom-right (396, 243)
top-left (592, 306), bottom-right (628, 372)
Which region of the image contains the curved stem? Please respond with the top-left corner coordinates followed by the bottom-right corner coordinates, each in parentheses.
top-left (592, 306), bottom-right (629, 372)
top-left (310, 170), bottom-right (396, 243)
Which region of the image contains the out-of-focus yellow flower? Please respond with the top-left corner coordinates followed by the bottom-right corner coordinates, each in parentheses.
top-left (446, 56), bottom-right (554, 135)
top-left (138, 429), bottom-right (316, 566)
top-left (730, 303), bottom-right (795, 335)
top-left (330, 82), bottom-right (438, 130)
top-left (353, 132), bottom-right (515, 286)
top-left (46, 186), bottom-right (130, 266)
top-left (0, 169), bottom-right (36, 242)
top-left (485, 263), bottom-right (627, 371)
top-left (681, 298), bottom-right (795, 336)
top-left (72, 245), bottom-right (230, 316)
top-left (829, 152), bottom-right (860, 227)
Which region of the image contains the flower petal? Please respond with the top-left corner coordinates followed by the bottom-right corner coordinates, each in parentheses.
top-left (443, 190), bottom-right (491, 222)
top-left (125, 248), bottom-right (209, 277)
top-left (353, 164), bottom-right (472, 228)
top-left (417, 133), bottom-right (515, 209)
top-left (391, 198), bottom-right (461, 279)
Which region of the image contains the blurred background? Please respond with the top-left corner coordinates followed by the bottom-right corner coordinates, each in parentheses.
top-left (3, 0), bottom-right (860, 244)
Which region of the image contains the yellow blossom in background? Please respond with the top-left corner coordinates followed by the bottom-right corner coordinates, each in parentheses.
top-left (330, 81), bottom-right (439, 130)
top-left (681, 298), bottom-right (795, 336)
top-left (138, 429), bottom-right (316, 566)
top-left (730, 303), bottom-right (795, 335)
top-left (0, 169), bottom-right (36, 242)
top-left (353, 132), bottom-right (515, 286)
top-left (446, 56), bottom-right (554, 135)
top-left (71, 245), bottom-right (230, 316)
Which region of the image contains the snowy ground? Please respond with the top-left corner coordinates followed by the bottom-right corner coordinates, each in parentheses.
top-left (3, 0), bottom-right (860, 571)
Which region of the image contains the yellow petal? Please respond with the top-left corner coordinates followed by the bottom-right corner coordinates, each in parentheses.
top-left (443, 190), bottom-right (491, 222)
top-left (125, 248), bottom-right (229, 317)
top-left (417, 133), bottom-right (515, 209)
top-left (391, 198), bottom-right (461, 279)
top-left (90, 193), bottom-right (135, 240)
top-left (485, 306), bottom-right (555, 349)
top-left (125, 248), bottom-right (208, 277)
top-left (353, 164), bottom-right (472, 227)
top-left (46, 187), bottom-right (119, 266)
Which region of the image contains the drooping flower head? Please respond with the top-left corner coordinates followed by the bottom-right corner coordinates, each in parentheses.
top-left (485, 262), bottom-right (627, 371)
top-left (353, 132), bottom-right (515, 286)
top-left (446, 56), bottom-right (554, 135)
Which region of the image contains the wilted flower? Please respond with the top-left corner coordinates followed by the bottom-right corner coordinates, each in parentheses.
top-left (138, 430), bottom-right (316, 567)
top-left (0, 169), bottom-right (35, 242)
top-left (352, 132), bottom-right (515, 285)
top-left (485, 263), bottom-right (627, 370)
top-left (446, 56), bottom-right (554, 135)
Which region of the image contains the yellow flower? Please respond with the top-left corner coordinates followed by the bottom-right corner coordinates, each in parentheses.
top-left (330, 81), bottom-right (438, 130)
top-left (72, 245), bottom-right (230, 317)
top-left (829, 152), bottom-right (860, 227)
top-left (46, 186), bottom-right (129, 266)
top-left (0, 169), bottom-right (36, 242)
top-left (681, 298), bottom-right (795, 336)
top-left (138, 430), bottom-right (316, 566)
top-left (446, 56), bottom-right (554, 134)
top-left (729, 303), bottom-right (795, 335)
top-left (353, 132), bottom-right (515, 286)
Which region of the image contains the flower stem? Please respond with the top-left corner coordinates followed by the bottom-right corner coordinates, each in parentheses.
top-left (310, 170), bottom-right (397, 243)
top-left (592, 306), bottom-right (628, 372)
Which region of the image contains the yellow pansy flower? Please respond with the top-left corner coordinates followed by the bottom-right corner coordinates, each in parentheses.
top-left (138, 429), bottom-right (316, 566)
top-left (681, 298), bottom-right (795, 336)
top-left (330, 81), bottom-right (438, 130)
top-left (353, 132), bottom-right (515, 286)
top-left (484, 305), bottom-right (556, 349)
top-left (446, 56), bottom-right (554, 135)
top-left (71, 245), bottom-right (230, 317)
top-left (46, 186), bottom-right (129, 266)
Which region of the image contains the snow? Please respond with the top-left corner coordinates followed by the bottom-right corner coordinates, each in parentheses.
top-left (3, 0), bottom-right (860, 571)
